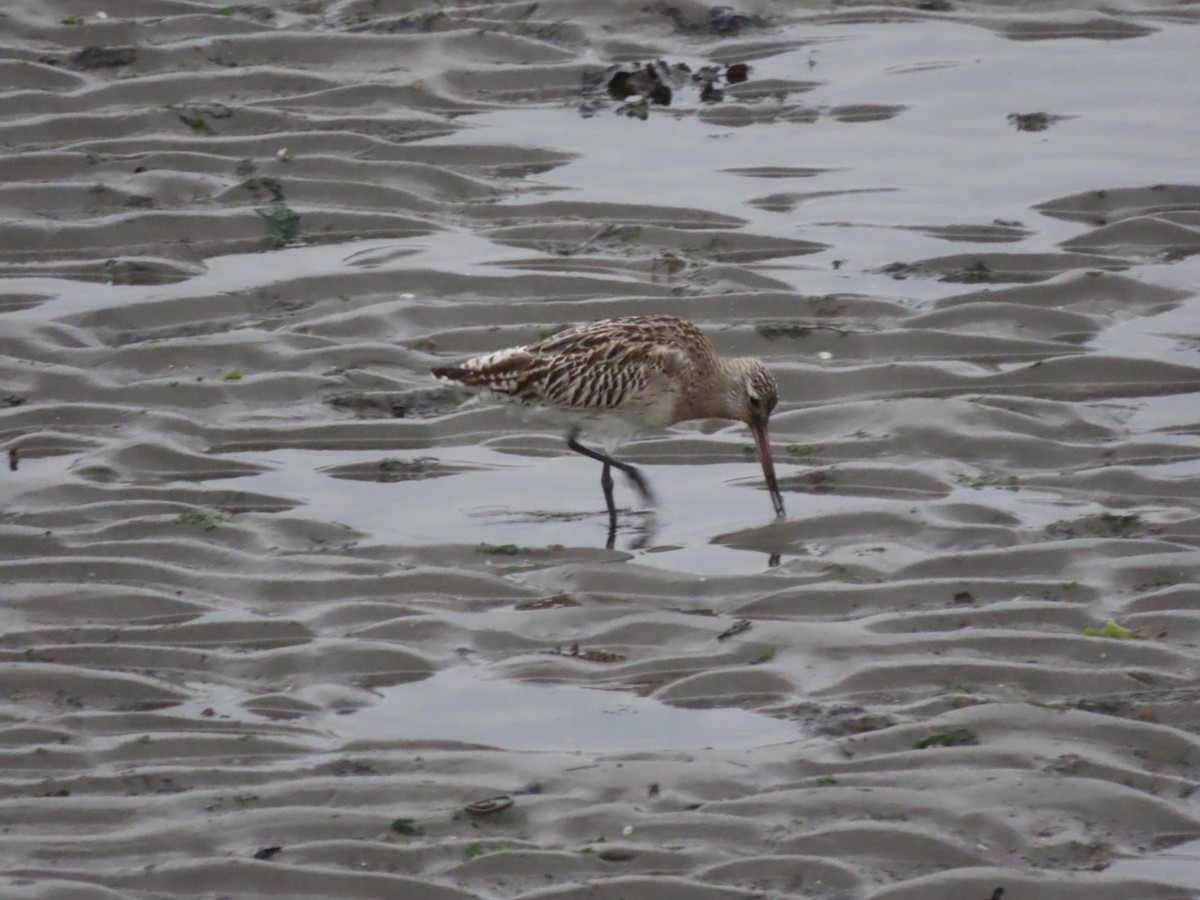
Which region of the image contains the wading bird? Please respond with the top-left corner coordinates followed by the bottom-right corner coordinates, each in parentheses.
top-left (432, 315), bottom-right (785, 534)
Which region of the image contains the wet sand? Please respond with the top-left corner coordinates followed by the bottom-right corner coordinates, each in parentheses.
top-left (3, 1), bottom-right (1200, 897)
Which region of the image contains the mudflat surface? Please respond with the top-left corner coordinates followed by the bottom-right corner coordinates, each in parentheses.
top-left (3, 1), bottom-right (1200, 898)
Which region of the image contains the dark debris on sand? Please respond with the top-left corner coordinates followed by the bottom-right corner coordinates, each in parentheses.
top-left (581, 59), bottom-right (751, 118)
top-left (1008, 111), bottom-right (1069, 132)
top-left (69, 46), bottom-right (138, 70)
top-left (647, 3), bottom-right (767, 36)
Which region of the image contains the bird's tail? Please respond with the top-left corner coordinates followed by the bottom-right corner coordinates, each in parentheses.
top-left (431, 347), bottom-right (536, 393)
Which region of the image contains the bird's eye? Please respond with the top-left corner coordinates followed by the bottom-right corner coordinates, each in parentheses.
top-left (748, 396), bottom-right (762, 408)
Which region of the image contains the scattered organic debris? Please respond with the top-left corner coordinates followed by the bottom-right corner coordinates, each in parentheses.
top-left (326, 391), bottom-right (450, 420)
top-left (607, 66), bottom-right (673, 105)
top-left (878, 261), bottom-right (926, 280)
top-left (716, 619), bottom-right (752, 640)
top-left (1072, 695), bottom-right (1136, 718)
top-left (914, 728), bottom-right (979, 749)
top-left (941, 259), bottom-right (995, 283)
top-left (390, 817), bottom-right (425, 836)
top-left (598, 847), bottom-right (638, 862)
top-left (956, 473), bottom-right (1019, 491)
top-left (704, 5), bottom-right (763, 35)
top-left (757, 322), bottom-right (851, 340)
top-left (514, 595), bottom-right (580, 611)
top-left (330, 759), bottom-right (377, 776)
top-left (218, 5), bottom-right (276, 24)
top-left (175, 512), bottom-right (232, 530)
top-left (1045, 512), bottom-right (1146, 539)
top-left (461, 841), bottom-right (518, 859)
top-left (1008, 112), bottom-right (1067, 132)
top-left (244, 177), bottom-right (302, 248)
top-left (1092, 512), bottom-right (1144, 535)
top-left (221, 369), bottom-right (243, 381)
top-left (617, 98), bottom-right (649, 121)
top-left (1135, 574), bottom-right (1178, 592)
top-left (7, 447), bottom-right (17, 472)
top-left (252, 845), bottom-right (282, 860)
top-left (172, 103), bottom-right (233, 134)
top-left (799, 469), bottom-right (837, 493)
top-left (546, 644), bottom-right (626, 663)
top-left (353, 10), bottom-right (450, 33)
top-left (243, 175), bottom-right (286, 203)
top-left (464, 794), bottom-right (514, 816)
top-left (1082, 621), bottom-right (1140, 640)
top-left (726, 63), bottom-right (750, 83)
top-left (372, 458), bottom-right (441, 482)
top-left (647, 3), bottom-right (766, 36)
top-left (479, 543), bottom-right (521, 556)
top-left (69, 46), bottom-right (138, 70)
top-left (256, 203), bottom-right (301, 247)
top-left (581, 59), bottom-right (752, 118)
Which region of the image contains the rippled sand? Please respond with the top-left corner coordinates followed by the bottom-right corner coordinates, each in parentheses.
top-left (3, 1), bottom-right (1200, 898)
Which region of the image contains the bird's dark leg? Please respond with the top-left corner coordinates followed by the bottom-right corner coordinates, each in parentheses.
top-left (599, 458), bottom-right (617, 532)
top-left (566, 428), bottom-right (657, 516)
top-left (602, 458), bottom-right (618, 551)
top-left (615, 459), bottom-right (655, 507)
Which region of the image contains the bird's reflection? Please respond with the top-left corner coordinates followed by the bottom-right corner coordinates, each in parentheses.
top-left (606, 510), bottom-right (658, 551)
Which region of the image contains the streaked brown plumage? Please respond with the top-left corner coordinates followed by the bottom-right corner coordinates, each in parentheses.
top-left (432, 315), bottom-right (785, 524)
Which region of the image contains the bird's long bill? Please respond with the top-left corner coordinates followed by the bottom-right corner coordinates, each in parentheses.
top-left (750, 421), bottom-right (786, 518)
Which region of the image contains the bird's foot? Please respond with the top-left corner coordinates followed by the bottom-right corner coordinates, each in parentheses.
top-left (619, 464), bottom-right (657, 508)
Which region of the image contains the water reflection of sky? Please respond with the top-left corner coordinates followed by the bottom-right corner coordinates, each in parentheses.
top-left (418, 19), bottom-right (1200, 292)
top-left (320, 667), bottom-right (800, 752)
top-left (222, 445), bottom-right (799, 573)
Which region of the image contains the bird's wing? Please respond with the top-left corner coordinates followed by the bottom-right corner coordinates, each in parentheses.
top-left (436, 317), bottom-right (714, 411)
top-left (519, 317), bottom-right (707, 410)
top-left (531, 316), bottom-right (708, 361)
top-left (432, 345), bottom-right (537, 394)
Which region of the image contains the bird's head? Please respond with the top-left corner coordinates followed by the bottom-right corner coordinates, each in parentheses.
top-left (733, 359), bottom-right (779, 429)
top-left (721, 358), bottom-right (785, 518)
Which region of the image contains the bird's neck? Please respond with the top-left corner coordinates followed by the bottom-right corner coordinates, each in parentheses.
top-left (683, 359), bottom-right (746, 422)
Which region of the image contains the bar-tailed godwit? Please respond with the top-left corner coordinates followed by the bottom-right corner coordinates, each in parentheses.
top-left (432, 314), bottom-right (785, 527)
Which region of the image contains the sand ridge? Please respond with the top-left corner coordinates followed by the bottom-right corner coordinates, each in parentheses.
top-left (2, 1), bottom-right (1200, 898)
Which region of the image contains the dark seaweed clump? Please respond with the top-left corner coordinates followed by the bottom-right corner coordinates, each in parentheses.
top-left (69, 46), bottom-right (138, 70)
top-left (581, 60), bottom-right (751, 118)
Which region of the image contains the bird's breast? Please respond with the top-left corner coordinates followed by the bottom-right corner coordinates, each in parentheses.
top-left (614, 372), bottom-right (680, 428)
